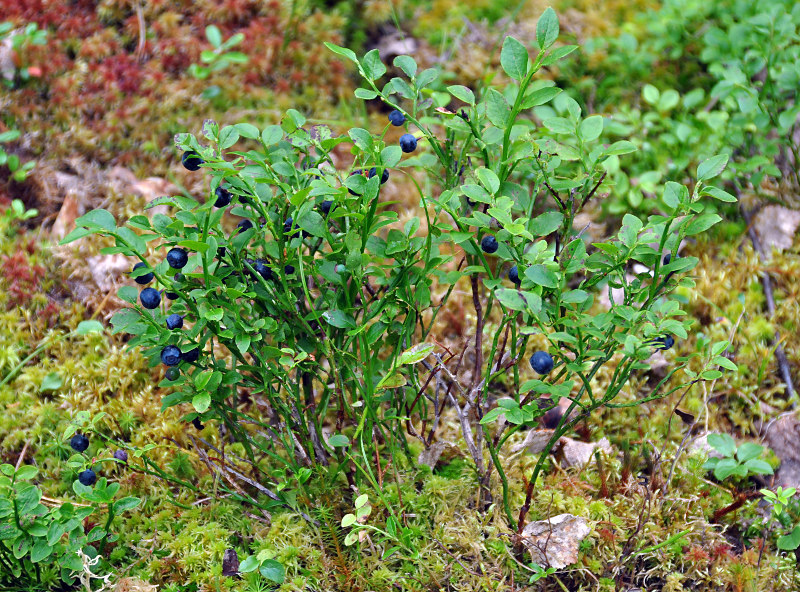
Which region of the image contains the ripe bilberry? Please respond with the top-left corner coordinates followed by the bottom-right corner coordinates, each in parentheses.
top-left (652, 335), bottom-right (675, 350)
top-left (399, 133), bottom-right (417, 153)
top-left (214, 186), bottom-right (232, 208)
top-left (320, 200), bottom-right (334, 216)
top-left (140, 287), bottom-right (161, 309)
top-left (237, 219), bottom-right (253, 233)
top-left (369, 167), bottom-right (390, 184)
top-left (167, 247), bottom-right (188, 269)
top-left (78, 469), bottom-right (96, 486)
top-left (663, 253), bottom-right (671, 265)
top-left (70, 433), bottom-right (89, 453)
top-left (481, 235), bottom-right (499, 254)
top-left (285, 264), bottom-right (295, 275)
top-left (388, 110), bottom-right (405, 126)
top-left (508, 265), bottom-right (521, 286)
top-left (182, 348), bottom-right (200, 363)
top-left (166, 314), bottom-right (183, 330)
top-left (530, 351), bottom-right (554, 375)
top-left (166, 292), bottom-right (179, 300)
top-left (113, 449), bottom-right (128, 463)
top-left (131, 262), bottom-right (153, 285)
top-left (192, 417), bottom-right (204, 431)
top-left (161, 345), bottom-right (181, 366)
top-left (182, 151), bottom-right (204, 171)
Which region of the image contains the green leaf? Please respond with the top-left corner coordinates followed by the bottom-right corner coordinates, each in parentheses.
top-left (328, 434), bottom-right (349, 447)
top-left (778, 526), bottom-right (800, 551)
top-left (15, 466), bottom-right (38, 481)
top-left (642, 84), bottom-right (659, 105)
top-left (447, 85), bottom-right (475, 105)
top-left (322, 310), bottom-right (356, 329)
top-left (736, 443), bottom-right (763, 463)
top-left (744, 459), bottom-right (773, 476)
top-left (192, 392), bottom-right (211, 414)
top-left (476, 167), bottom-right (500, 195)
top-left (354, 88), bottom-right (378, 100)
top-left (234, 123), bottom-right (260, 139)
top-left (239, 556), bottom-right (259, 573)
top-left (30, 539), bottom-right (52, 563)
top-left (543, 117), bottom-right (574, 135)
top-left (205, 25), bottom-right (222, 48)
top-left (524, 264), bottom-right (558, 288)
top-left (76, 209), bottom-right (116, 232)
top-left (39, 372), bottom-right (62, 393)
top-left (707, 433), bottom-right (736, 457)
top-left (485, 89), bottom-right (510, 128)
top-left (697, 154), bottom-right (729, 182)
top-left (393, 55), bottom-right (417, 77)
top-left (500, 36), bottom-right (528, 81)
top-left (261, 125), bottom-right (283, 146)
top-left (532, 211), bottom-right (563, 236)
top-left (76, 320), bottom-right (103, 335)
top-left (259, 559), bottom-right (285, 584)
top-left (113, 496), bottom-right (141, 513)
top-left (0, 130), bottom-right (21, 142)
top-left (701, 186), bottom-right (737, 203)
top-left (361, 49), bottom-right (386, 81)
top-left (536, 7), bottom-right (559, 51)
top-left (522, 86), bottom-right (561, 109)
top-left (219, 126), bottom-right (239, 149)
top-left (324, 42), bottom-right (358, 64)
top-left (341, 513), bottom-right (357, 527)
top-left (604, 141), bottom-right (637, 156)
top-left (399, 343), bottom-right (435, 365)
top-left (578, 115), bottom-right (603, 142)
top-left (685, 214), bottom-right (722, 235)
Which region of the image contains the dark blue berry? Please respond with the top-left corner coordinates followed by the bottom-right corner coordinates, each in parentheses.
top-left (481, 235), bottom-right (498, 254)
top-left (663, 253), bottom-right (671, 265)
top-left (530, 351), bottom-right (554, 375)
top-left (70, 433), bottom-right (89, 453)
top-left (237, 219), bottom-right (253, 233)
top-left (214, 186), bottom-right (232, 207)
top-left (508, 265), bottom-right (521, 286)
top-left (182, 348), bottom-right (200, 363)
top-left (388, 110), bottom-right (405, 126)
top-left (369, 167), bottom-right (390, 184)
top-left (320, 200), bottom-right (334, 216)
top-left (182, 151), bottom-right (204, 171)
top-left (284, 264), bottom-right (295, 275)
top-left (165, 367), bottom-right (180, 381)
top-left (399, 134), bottom-right (417, 153)
top-left (161, 345), bottom-right (181, 366)
top-left (113, 449), bottom-right (128, 463)
top-left (217, 247), bottom-right (227, 260)
top-left (166, 292), bottom-right (179, 300)
top-left (166, 314), bottom-right (183, 330)
top-left (167, 248), bottom-right (188, 269)
top-left (652, 335), bottom-right (675, 350)
top-left (78, 469), bottom-right (96, 486)
top-left (254, 259), bottom-right (274, 281)
top-left (140, 287), bottom-right (161, 309)
top-left (192, 417), bottom-right (204, 431)
top-left (131, 262), bottom-right (153, 285)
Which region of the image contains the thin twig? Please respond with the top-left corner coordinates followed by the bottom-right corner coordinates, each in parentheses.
top-left (741, 203), bottom-right (796, 403)
top-left (15, 440), bottom-right (30, 470)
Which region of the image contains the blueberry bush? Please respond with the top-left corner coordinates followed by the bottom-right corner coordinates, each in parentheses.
top-left (62, 8), bottom-right (737, 539)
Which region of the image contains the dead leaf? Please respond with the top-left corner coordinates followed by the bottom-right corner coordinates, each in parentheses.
top-left (521, 513), bottom-right (591, 569)
top-left (51, 194), bottom-right (78, 240)
top-left (222, 548), bottom-right (239, 577)
top-left (753, 205), bottom-right (800, 255)
top-left (511, 429), bottom-right (557, 455)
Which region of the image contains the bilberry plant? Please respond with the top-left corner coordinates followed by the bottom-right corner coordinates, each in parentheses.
top-left (63, 8), bottom-right (736, 534)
